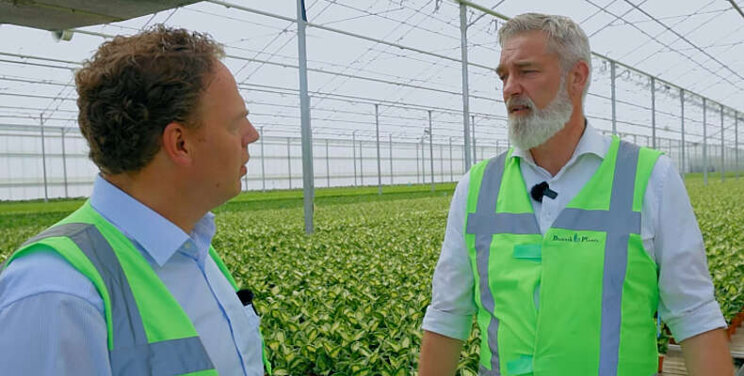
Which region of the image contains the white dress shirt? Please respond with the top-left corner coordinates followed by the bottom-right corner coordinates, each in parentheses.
top-left (422, 125), bottom-right (726, 343)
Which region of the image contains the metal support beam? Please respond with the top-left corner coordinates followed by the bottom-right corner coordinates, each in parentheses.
top-left (421, 137), bottom-right (425, 185)
top-left (429, 110), bottom-right (435, 192)
top-left (352, 130), bottom-right (357, 186)
top-left (611, 61), bottom-right (617, 135)
top-left (325, 138), bottom-right (330, 187)
top-left (40, 114), bottom-right (48, 202)
top-left (703, 98), bottom-right (708, 186)
top-left (728, 0), bottom-right (744, 20)
top-left (721, 105), bottom-right (725, 182)
top-left (296, 0), bottom-right (314, 234)
top-left (287, 137), bottom-right (292, 189)
top-left (389, 133), bottom-right (393, 185)
top-left (471, 114), bottom-right (476, 164)
top-left (680, 90), bottom-right (685, 176)
top-left (208, 0), bottom-right (495, 71)
top-left (736, 114), bottom-right (740, 179)
top-left (61, 128), bottom-right (68, 198)
top-left (449, 136), bottom-right (453, 182)
top-left (359, 140), bottom-right (364, 185)
top-left (416, 142), bottom-right (420, 184)
top-left (651, 77), bottom-right (656, 149)
top-left (459, 1), bottom-right (472, 171)
top-left (439, 143), bottom-right (444, 184)
top-left (375, 104), bottom-right (382, 195)
top-left (259, 127), bottom-right (265, 192)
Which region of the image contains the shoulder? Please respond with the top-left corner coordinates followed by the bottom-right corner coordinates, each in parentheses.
top-left (649, 152), bottom-right (675, 174)
top-left (0, 246), bottom-right (103, 314)
top-left (647, 153), bottom-right (678, 193)
top-left (455, 169), bottom-right (471, 191)
top-left (447, 170), bottom-right (470, 213)
top-left (641, 153), bottom-right (680, 214)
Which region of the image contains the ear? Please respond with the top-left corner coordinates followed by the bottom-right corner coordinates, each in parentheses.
top-left (568, 60), bottom-right (590, 100)
top-left (160, 121), bottom-right (192, 167)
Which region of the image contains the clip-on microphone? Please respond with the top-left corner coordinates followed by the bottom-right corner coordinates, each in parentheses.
top-left (530, 181), bottom-right (558, 202)
top-left (237, 289), bottom-right (259, 315)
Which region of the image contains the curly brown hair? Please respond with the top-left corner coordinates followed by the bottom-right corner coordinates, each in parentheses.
top-left (75, 25), bottom-right (225, 174)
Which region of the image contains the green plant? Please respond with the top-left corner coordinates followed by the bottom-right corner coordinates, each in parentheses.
top-left (2, 178), bottom-right (742, 373)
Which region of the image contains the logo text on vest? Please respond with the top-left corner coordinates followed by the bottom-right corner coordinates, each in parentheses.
top-left (551, 233), bottom-right (601, 243)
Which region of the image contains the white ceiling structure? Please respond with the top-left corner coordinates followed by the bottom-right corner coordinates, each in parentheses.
top-left (0, 0), bottom-right (742, 148)
top-left (0, 0), bottom-right (200, 30)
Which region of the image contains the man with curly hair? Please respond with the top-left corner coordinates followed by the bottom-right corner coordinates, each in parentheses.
top-left (0, 26), bottom-right (270, 375)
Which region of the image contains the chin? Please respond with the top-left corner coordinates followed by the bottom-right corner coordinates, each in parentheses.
top-left (230, 187), bottom-right (241, 199)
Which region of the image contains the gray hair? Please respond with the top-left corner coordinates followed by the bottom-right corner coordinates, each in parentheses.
top-left (498, 13), bottom-right (592, 99)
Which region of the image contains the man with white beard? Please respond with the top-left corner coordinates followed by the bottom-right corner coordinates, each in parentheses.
top-left (418, 13), bottom-right (733, 376)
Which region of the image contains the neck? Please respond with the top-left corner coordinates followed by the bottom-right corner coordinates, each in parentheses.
top-left (103, 163), bottom-right (206, 234)
top-left (529, 109), bottom-right (586, 176)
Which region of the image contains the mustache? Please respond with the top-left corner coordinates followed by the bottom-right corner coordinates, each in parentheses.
top-left (506, 96), bottom-right (535, 110)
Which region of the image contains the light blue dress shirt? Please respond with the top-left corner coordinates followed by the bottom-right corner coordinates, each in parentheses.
top-left (0, 175), bottom-right (264, 375)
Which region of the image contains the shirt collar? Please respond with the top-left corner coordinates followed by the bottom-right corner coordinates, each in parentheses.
top-left (510, 122), bottom-right (610, 167)
top-left (89, 175), bottom-right (216, 267)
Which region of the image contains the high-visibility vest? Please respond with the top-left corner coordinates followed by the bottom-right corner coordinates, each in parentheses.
top-left (3, 201), bottom-right (272, 376)
top-left (465, 136), bottom-right (662, 375)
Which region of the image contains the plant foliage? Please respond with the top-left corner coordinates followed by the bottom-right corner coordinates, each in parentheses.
top-left (1, 179), bottom-right (742, 373)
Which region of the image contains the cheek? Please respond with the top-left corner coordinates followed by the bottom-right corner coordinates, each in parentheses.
top-left (532, 82), bottom-right (560, 107)
top-left (218, 136), bottom-right (242, 162)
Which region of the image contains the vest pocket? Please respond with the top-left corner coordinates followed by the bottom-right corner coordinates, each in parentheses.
top-left (506, 354), bottom-right (533, 374)
top-left (513, 244), bottom-right (542, 261)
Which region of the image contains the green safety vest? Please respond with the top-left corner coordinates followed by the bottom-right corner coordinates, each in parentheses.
top-left (465, 137), bottom-right (662, 376)
top-left (3, 201), bottom-right (272, 376)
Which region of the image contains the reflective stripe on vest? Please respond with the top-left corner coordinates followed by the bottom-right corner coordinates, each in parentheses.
top-left (22, 222), bottom-right (215, 375)
top-left (553, 141), bottom-right (640, 376)
top-left (467, 151), bottom-right (538, 375)
top-left (466, 139), bottom-right (657, 375)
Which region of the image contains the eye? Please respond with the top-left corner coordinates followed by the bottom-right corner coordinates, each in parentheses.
top-left (498, 74), bottom-right (507, 82)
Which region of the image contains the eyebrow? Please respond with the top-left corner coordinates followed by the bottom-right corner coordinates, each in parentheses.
top-left (496, 61), bottom-right (540, 75)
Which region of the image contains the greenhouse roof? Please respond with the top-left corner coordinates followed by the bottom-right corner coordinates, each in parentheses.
top-left (0, 0), bottom-right (201, 30)
top-left (0, 0), bottom-right (743, 146)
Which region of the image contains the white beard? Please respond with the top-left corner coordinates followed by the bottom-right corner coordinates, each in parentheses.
top-left (507, 80), bottom-right (574, 150)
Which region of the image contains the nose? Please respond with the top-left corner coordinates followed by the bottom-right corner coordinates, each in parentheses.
top-left (242, 118), bottom-right (259, 147)
top-left (502, 74), bottom-right (523, 101)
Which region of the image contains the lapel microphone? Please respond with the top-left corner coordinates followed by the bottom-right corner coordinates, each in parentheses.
top-left (530, 181), bottom-right (558, 202)
top-left (237, 288), bottom-right (259, 315)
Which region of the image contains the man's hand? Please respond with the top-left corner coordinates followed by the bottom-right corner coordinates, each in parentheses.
top-left (680, 328), bottom-right (734, 376)
top-left (418, 330), bottom-right (464, 376)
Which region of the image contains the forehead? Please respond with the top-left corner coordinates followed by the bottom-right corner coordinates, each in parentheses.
top-left (205, 61), bottom-right (238, 97)
top-left (200, 61), bottom-right (245, 115)
top-left (497, 31), bottom-right (556, 70)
